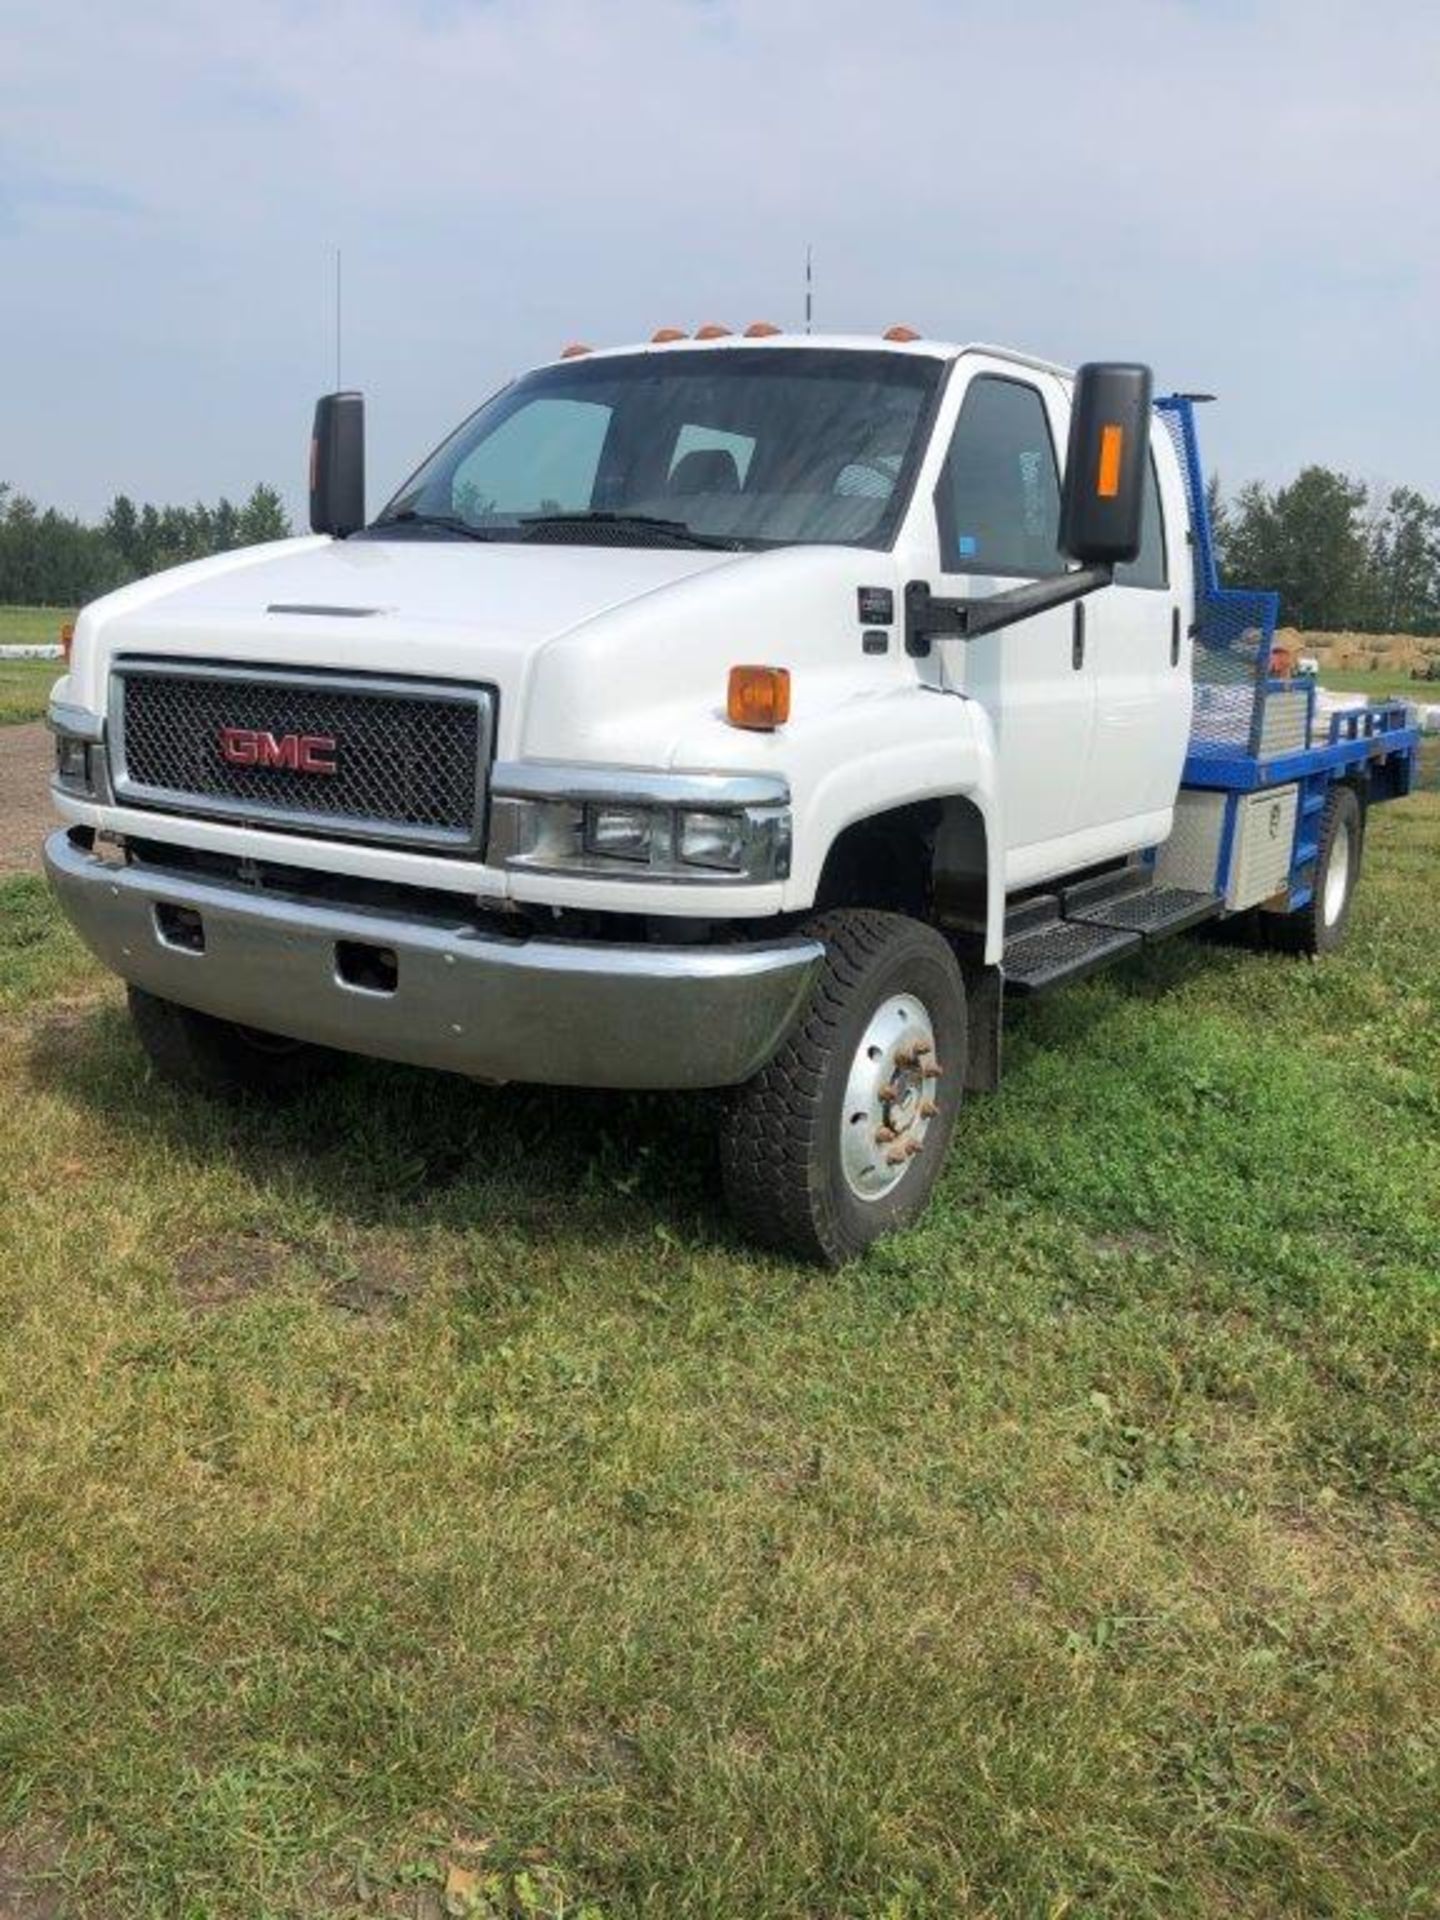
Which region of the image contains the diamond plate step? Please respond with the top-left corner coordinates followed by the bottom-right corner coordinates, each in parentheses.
top-left (1066, 884), bottom-right (1224, 939)
top-left (1003, 919), bottom-right (1141, 994)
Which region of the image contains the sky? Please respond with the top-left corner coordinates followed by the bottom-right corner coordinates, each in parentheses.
top-left (2, 0), bottom-right (1438, 524)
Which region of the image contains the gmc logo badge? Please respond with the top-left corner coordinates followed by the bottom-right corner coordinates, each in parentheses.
top-left (218, 726), bottom-right (338, 775)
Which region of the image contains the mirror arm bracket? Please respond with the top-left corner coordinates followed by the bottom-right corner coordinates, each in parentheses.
top-left (903, 565), bottom-right (1115, 656)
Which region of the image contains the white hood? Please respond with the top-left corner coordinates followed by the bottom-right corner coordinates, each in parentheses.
top-left (67, 532), bottom-right (897, 766)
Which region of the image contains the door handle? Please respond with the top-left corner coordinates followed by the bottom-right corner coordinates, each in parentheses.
top-left (1170, 605), bottom-right (1182, 666)
top-left (1072, 602), bottom-right (1086, 671)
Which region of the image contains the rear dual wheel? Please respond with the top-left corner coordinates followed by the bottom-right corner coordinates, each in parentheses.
top-left (1265, 784), bottom-right (1363, 956)
top-left (720, 910), bottom-right (966, 1266)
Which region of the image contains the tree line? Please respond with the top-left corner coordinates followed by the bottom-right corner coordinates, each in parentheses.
top-left (0, 483), bottom-right (291, 609)
top-left (3, 465), bottom-right (1439, 635)
top-left (1214, 470), bottom-right (1440, 635)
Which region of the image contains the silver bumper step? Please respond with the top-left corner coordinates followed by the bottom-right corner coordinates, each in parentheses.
top-left (44, 831), bottom-right (823, 1091)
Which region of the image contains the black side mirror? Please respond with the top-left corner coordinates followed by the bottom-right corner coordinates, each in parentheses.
top-left (1059, 362), bottom-right (1152, 566)
top-left (310, 391), bottom-right (366, 536)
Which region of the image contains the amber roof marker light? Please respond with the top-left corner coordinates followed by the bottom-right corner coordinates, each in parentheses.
top-left (883, 325), bottom-right (921, 342)
top-left (694, 323), bottom-right (733, 340)
top-left (743, 321), bottom-right (782, 337)
top-left (559, 342), bottom-right (592, 358)
top-left (651, 327), bottom-right (688, 343)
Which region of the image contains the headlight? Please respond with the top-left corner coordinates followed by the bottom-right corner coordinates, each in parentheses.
top-left (583, 804), bottom-right (656, 862)
top-left (677, 809), bottom-right (747, 872)
top-left (489, 765), bottom-right (792, 885)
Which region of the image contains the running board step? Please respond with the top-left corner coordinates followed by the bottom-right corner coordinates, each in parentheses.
top-left (1003, 919), bottom-right (1141, 994)
top-left (1002, 882), bottom-right (1225, 995)
top-left (1066, 884), bottom-right (1224, 939)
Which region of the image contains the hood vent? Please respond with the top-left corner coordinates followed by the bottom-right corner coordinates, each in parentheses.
top-left (267, 602), bottom-right (383, 617)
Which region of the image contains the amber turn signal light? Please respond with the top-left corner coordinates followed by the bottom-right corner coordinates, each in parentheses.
top-left (1096, 423), bottom-right (1124, 498)
top-left (727, 665), bottom-right (791, 731)
top-left (60, 622), bottom-right (75, 662)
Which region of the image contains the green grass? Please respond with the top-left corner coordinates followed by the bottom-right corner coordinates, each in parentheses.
top-left (0, 607), bottom-right (71, 726)
top-left (1317, 666), bottom-right (1436, 701)
top-left (0, 657), bottom-right (60, 725)
top-left (1, 792), bottom-right (1438, 1919)
top-left (0, 604), bottom-right (73, 648)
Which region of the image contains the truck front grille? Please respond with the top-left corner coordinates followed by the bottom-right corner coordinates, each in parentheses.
top-left (111, 661), bottom-right (493, 853)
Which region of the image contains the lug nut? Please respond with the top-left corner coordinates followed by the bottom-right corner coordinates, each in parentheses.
top-left (885, 1146), bottom-right (909, 1166)
top-left (919, 1100), bottom-right (938, 1119)
top-left (875, 1125), bottom-right (898, 1144)
top-left (904, 1137), bottom-right (923, 1157)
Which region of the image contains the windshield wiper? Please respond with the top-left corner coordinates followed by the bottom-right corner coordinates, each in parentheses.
top-left (519, 511), bottom-right (741, 551)
top-left (370, 509), bottom-right (506, 542)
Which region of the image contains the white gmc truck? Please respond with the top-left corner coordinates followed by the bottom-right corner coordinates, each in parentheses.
top-left (45, 330), bottom-right (1421, 1263)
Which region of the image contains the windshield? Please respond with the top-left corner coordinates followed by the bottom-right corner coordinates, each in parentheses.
top-left (372, 348), bottom-right (944, 551)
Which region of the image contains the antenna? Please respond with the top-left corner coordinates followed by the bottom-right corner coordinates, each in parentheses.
top-left (334, 248), bottom-right (343, 390)
top-left (805, 244), bottom-right (813, 334)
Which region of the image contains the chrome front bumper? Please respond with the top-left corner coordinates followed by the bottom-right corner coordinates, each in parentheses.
top-left (44, 830), bottom-right (823, 1090)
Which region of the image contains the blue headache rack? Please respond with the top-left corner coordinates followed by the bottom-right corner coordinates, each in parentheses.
top-left (1154, 393), bottom-right (1421, 913)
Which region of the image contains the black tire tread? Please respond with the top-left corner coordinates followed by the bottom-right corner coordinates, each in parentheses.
top-left (719, 910), bottom-right (963, 1266)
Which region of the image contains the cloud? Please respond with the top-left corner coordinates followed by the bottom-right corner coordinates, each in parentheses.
top-left (0, 0), bottom-right (1437, 515)
top-left (0, 157), bottom-right (140, 230)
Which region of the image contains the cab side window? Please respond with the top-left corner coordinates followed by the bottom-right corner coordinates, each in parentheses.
top-left (936, 376), bottom-right (1063, 579)
top-left (1115, 454), bottom-right (1168, 589)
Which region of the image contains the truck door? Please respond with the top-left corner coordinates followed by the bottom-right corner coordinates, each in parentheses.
top-left (929, 369), bottom-right (1094, 867)
top-left (1073, 448), bottom-right (1191, 835)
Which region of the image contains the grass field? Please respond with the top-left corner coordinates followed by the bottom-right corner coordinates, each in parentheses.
top-left (0, 605), bottom-right (72, 648)
top-left (0, 607), bottom-right (70, 727)
top-left (1, 750), bottom-right (1436, 1917)
top-left (0, 658), bottom-right (60, 727)
top-left (1317, 667), bottom-right (1435, 702)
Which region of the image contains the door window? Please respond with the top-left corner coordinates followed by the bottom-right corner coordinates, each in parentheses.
top-left (936, 376), bottom-right (1063, 578)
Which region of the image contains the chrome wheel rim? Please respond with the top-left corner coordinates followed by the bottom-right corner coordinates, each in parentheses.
top-left (1323, 813), bottom-right (1354, 926)
top-left (839, 993), bottom-right (941, 1202)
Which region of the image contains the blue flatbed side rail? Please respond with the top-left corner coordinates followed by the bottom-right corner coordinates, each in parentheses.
top-left (1182, 700), bottom-right (1421, 793)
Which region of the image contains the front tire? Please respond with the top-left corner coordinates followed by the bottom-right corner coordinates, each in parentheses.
top-left (127, 986), bottom-right (339, 1099)
top-left (719, 910), bottom-right (966, 1266)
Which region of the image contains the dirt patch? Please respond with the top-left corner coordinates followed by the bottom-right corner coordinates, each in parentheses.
top-left (173, 1229), bottom-right (432, 1317)
top-left (491, 1709), bottom-right (641, 1790)
top-left (172, 1231), bottom-right (296, 1311)
top-left (1090, 1228), bottom-right (1172, 1260)
top-left (0, 725), bottom-right (55, 877)
top-left (28, 1003), bottom-right (106, 1072)
top-left (0, 1822), bottom-right (67, 1920)
top-left (325, 1235), bottom-right (433, 1315)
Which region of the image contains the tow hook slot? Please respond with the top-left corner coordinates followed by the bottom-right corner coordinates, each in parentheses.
top-left (154, 902), bottom-right (205, 954)
top-left (336, 940), bottom-right (399, 995)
